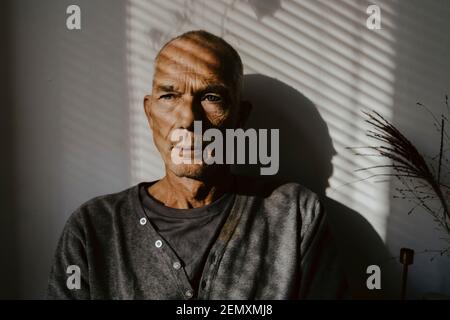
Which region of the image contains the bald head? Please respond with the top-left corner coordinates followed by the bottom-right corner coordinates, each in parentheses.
top-left (154, 30), bottom-right (243, 99)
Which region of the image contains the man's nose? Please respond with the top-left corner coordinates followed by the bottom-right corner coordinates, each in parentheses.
top-left (177, 96), bottom-right (200, 130)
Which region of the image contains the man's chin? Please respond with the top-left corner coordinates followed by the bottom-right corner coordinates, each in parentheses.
top-left (169, 163), bottom-right (210, 180)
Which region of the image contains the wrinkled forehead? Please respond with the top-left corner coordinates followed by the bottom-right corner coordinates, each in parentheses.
top-left (153, 38), bottom-right (233, 86)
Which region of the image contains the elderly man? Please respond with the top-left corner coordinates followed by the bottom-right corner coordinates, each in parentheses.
top-left (47, 30), bottom-right (347, 299)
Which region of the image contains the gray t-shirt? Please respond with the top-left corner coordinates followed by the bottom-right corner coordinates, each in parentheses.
top-left (139, 183), bottom-right (235, 293)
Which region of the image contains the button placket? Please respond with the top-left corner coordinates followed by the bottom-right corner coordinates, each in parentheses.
top-left (151, 235), bottom-right (194, 299)
top-left (134, 187), bottom-right (195, 299)
top-left (199, 196), bottom-right (246, 299)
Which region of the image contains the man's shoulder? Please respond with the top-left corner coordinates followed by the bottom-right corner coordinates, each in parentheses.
top-left (78, 185), bottom-right (136, 211)
top-left (64, 184), bottom-right (140, 235)
top-left (234, 175), bottom-right (319, 203)
top-left (234, 175), bottom-right (323, 227)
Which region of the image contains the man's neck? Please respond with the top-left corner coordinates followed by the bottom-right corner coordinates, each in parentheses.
top-left (147, 170), bottom-right (233, 209)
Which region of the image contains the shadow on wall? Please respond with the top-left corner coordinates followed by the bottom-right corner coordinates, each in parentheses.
top-left (234, 74), bottom-right (401, 299)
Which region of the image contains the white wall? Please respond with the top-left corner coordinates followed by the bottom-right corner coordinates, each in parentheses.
top-left (2, 0), bottom-right (449, 299)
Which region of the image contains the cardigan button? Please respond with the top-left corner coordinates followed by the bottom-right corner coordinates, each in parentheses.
top-left (185, 290), bottom-right (193, 298)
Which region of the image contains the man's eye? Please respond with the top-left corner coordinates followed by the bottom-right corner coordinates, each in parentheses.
top-left (203, 94), bottom-right (222, 102)
top-left (160, 94), bottom-right (175, 100)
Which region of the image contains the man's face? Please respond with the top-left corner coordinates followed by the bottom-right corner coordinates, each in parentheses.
top-left (144, 38), bottom-right (243, 180)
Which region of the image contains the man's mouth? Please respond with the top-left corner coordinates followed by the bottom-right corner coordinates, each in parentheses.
top-left (172, 145), bottom-right (204, 156)
top-left (172, 145), bottom-right (201, 151)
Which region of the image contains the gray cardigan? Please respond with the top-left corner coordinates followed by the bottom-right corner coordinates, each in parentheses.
top-left (47, 177), bottom-right (348, 299)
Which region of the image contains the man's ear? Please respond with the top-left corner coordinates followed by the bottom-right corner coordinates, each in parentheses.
top-left (237, 100), bottom-right (252, 128)
top-left (143, 95), bottom-right (153, 129)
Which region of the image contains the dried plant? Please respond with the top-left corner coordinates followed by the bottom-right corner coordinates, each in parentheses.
top-left (350, 95), bottom-right (450, 260)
